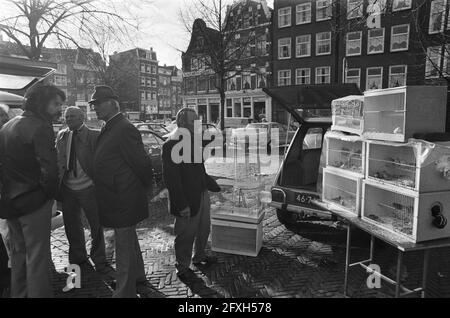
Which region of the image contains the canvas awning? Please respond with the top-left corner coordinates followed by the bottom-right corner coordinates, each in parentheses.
top-left (0, 91), bottom-right (25, 106)
top-left (263, 84), bottom-right (362, 123)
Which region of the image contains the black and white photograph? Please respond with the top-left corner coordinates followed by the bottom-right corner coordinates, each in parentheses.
top-left (1, 0), bottom-right (450, 304)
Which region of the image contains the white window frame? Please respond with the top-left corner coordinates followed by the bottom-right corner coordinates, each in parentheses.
top-left (316, 0), bottom-right (332, 21)
top-left (296, 34), bottom-right (311, 58)
top-left (278, 7), bottom-right (292, 28)
top-left (346, 31), bottom-right (362, 56)
top-left (278, 37), bottom-right (292, 59)
top-left (392, 0), bottom-right (412, 12)
top-left (347, 0), bottom-right (364, 19)
top-left (316, 32), bottom-right (332, 56)
top-left (296, 3), bottom-right (312, 25)
top-left (345, 68), bottom-right (361, 88)
top-left (425, 46), bottom-right (443, 78)
top-left (366, 67), bottom-right (383, 90)
top-left (278, 70), bottom-right (291, 86)
top-left (390, 24), bottom-right (410, 52)
top-left (367, 28), bottom-right (385, 54)
top-left (296, 68), bottom-right (311, 85)
top-left (389, 65), bottom-right (408, 88)
top-left (429, 0), bottom-right (447, 34)
top-left (315, 66), bottom-right (331, 84)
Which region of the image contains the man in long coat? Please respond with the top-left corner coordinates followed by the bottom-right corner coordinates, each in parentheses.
top-left (90, 86), bottom-right (153, 298)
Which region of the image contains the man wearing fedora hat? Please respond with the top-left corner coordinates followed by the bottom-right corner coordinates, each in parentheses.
top-left (89, 85), bottom-right (154, 298)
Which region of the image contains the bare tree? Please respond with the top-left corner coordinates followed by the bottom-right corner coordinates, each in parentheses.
top-left (0, 0), bottom-right (151, 62)
top-left (179, 0), bottom-right (270, 132)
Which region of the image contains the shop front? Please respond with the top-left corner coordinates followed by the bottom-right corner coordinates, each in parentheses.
top-left (183, 90), bottom-right (272, 124)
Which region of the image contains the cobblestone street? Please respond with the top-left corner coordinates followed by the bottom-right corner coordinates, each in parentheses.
top-left (48, 158), bottom-right (450, 298)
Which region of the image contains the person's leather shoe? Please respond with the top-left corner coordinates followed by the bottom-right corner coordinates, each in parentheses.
top-left (193, 256), bottom-right (218, 268)
top-left (177, 268), bottom-right (196, 281)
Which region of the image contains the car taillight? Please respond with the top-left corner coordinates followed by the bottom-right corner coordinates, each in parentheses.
top-left (271, 189), bottom-right (285, 203)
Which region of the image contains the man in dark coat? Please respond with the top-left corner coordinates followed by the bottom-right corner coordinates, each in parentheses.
top-left (0, 84), bottom-right (64, 298)
top-left (90, 86), bottom-right (153, 298)
top-left (162, 108), bottom-right (220, 280)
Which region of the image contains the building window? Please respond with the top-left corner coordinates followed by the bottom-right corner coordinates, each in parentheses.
top-left (389, 65), bottom-right (407, 87)
top-left (152, 92), bottom-right (157, 100)
top-left (145, 65), bottom-right (151, 73)
top-left (316, 32), bottom-right (331, 55)
top-left (54, 75), bottom-right (67, 86)
top-left (258, 68), bottom-right (267, 88)
top-left (346, 31), bottom-right (362, 56)
top-left (368, 28), bottom-right (385, 54)
top-left (57, 64), bottom-right (67, 74)
top-left (444, 45), bottom-right (450, 75)
top-left (198, 77), bottom-right (207, 92)
top-left (296, 34), bottom-right (311, 57)
top-left (186, 78), bottom-right (196, 93)
top-left (296, 68), bottom-right (311, 85)
top-left (191, 58), bottom-right (198, 71)
top-left (366, 67), bottom-right (383, 90)
top-left (141, 91), bottom-right (146, 100)
top-left (76, 93), bottom-right (85, 101)
top-left (345, 68), bottom-right (361, 88)
top-left (390, 24), bottom-right (409, 52)
top-left (367, 0), bottom-right (387, 13)
top-left (315, 66), bottom-right (331, 84)
top-left (242, 73), bottom-right (251, 90)
top-left (316, 0), bottom-right (332, 21)
top-left (140, 64), bottom-right (146, 73)
top-left (392, 0), bottom-right (412, 11)
top-left (278, 70), bottom-right (291, 86)
top-left (429, 0), bottom-right (447, 34)
top-left (347, 0), bottom-right (363, 19)
top-left (228, 73), bottom-right (237, 90)
top-left (426, 46), bottom-right (442, 78)
top-left (152, 78), bottom-right (157, 87)
top-left (226, 99), bottom-right (233, 117)
top-left (296, 3), bottom-right (311, 24)
top-left (141, 77), bottom-right (146, 86)
top-left (278, 38), bottom-right (292, 59)
top-left (278, 7), bottom-right (291, 28)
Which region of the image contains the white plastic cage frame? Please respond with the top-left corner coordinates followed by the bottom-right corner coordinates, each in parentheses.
top-left (363, 86), bottom-right (447, 143)
top-left (325, 131), bottom-right (366, 176)
top-left (331, 95), bottom-right (365, 135)
top-left (362, 179), bottom-right (450, 243)
top-left (322, 167), bottom-right (362, 216)
top-left (365, 139), bottom-right (450, 193)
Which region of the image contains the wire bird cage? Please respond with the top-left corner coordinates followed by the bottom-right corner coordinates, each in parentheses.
top-left (331, 95), bottom-right (365, 135)
top-left (326, 134), bottom-right (365, 175)
top-left (322, 167), bottom-right (362, 215)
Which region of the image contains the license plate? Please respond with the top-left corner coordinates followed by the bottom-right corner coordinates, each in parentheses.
top-left (295, 193), bottom-right (317, 205)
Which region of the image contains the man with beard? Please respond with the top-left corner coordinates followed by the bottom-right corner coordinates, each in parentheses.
top-left (0, 84), bottom-right (63, 298)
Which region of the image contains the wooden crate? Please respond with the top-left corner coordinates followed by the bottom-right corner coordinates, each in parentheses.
top-left (322, 167), bottom-right (362, 216)
top-left (362, 179), bottom-right (450, 243)
top-left (363, 86), bottom-right (447, 142)
top-left (331, 95), bottom-right (365, 135)
top-left (211, 217), bottom-right (263, 257)
top-left (365, 140), bottom-right (450, 193)
top-left (325, 131), bottom-right (365, 176)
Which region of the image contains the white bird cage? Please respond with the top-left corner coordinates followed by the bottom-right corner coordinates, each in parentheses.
top-left (331, 95), bottom-right (365, 135)
top-left (322, 167), bottom-right (362, 216)
top-left (366, 139), bottom-right (450, 193)
top-left (362, 180), bottom-right (450, 243)
top-left (363, 86), bottom-right (447, 142)
top-left (325, 131), bottom-right (365, 176)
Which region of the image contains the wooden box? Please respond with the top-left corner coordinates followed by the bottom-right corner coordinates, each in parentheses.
top-left (331, 95), bottom-right (365, 135)
top-left (362, 179), bottom-right (450, 243)
top-left (322, 167), bottom-right (362, 216)
top-left (363, 86), bottom-right (447, 142)
top-left (366, 140), bottom-right (450, 193)
top-left (325, 131), bottom-right (365, 176)
top-left (211, 216), bottom-right (263, 257)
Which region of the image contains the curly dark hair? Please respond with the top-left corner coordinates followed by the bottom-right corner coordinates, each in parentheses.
top-left (23, 84), bottom-right (66, 115)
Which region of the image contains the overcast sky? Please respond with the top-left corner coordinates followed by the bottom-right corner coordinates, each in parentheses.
top-left (135, 0), bottom-right (274, 68)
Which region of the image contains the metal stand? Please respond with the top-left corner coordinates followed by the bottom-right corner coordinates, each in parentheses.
top-left (344, 225), bottom-right (431, 298)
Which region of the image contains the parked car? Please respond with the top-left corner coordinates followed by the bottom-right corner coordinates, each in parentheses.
top-left (263, 84), bottom-right (362, 228)
top-left (135, 122), bottom-right (170, 135)
top-left (139, 129), bottom-right (165, 182)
